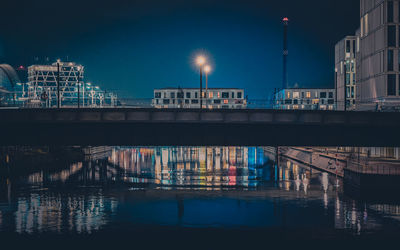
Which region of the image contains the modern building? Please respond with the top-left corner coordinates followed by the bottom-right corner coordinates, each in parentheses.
top-left (335, 36), bottom-right (357, 111)
top-left (0, 64), bottom-right (20, 106)
top-left (358, 0), bottom-right (400, 110)
top-left (273, 88), bottom-right (336, 110)
top-left (152, 88), bottom-right (246, 109)
top-left (26, 60), bottom-right (84, 107)
top-left (24, 60), bottom-right (117, 108)
top-left (337, 0), bottom-right (400, 111)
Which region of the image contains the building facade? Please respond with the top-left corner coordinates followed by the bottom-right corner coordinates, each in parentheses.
top-left (273, 88), bottom-right (336, 110)
top-left (27, 61), bottom-right (84, 107)
top-left (358, 0), bottom-right (400, 110)
top-left (335, 36), bottom-right (357, 111)
top-left (24, 60), bottom-right (117, 108)
top-left (338, 0), bottom-right (400, 111)
top-left (152, 88), bottom-right (246, 109)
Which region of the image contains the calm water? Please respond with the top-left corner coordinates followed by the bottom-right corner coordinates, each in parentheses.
top-left (1, 146), bottom-right (400, 248)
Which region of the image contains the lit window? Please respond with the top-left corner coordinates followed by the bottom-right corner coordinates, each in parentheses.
top-left (223, 100), bottom-right (229, 104)
top-left (287, 92), bottom-right (291, 99)
top-left (293, 92), bottom-right (299, 98)
top-left (209, 92), bottom-right (213, 98)
top-left (306, 92), bottom-right (311, 98)
top-left (217, 92), bottom-right (220, 98)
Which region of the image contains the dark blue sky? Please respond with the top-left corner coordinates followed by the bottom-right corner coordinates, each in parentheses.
top-left (0, 0), bottom-right (359, 99)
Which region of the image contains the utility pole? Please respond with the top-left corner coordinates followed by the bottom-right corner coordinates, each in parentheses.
top-left (282, 17), bottom-right (289, 89)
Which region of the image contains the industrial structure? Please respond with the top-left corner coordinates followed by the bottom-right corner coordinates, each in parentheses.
top-left (282, 17), bottom-right (289, 90)
top-left (273, 88), bottom-right (336, 110)
top-left (16, 60), bottom-right (118, 108)
top-left (152, 87), bottom-right (246, 109)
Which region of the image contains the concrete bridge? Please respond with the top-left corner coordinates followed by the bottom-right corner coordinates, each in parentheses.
top-left (1, 108), bottom-right (400, 146)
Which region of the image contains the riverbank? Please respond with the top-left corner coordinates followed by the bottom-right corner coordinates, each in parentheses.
top-left (279, 147), bottom-right (345, 177)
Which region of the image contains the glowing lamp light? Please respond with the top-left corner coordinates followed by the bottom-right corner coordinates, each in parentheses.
top-left (283, 17), bottom-right (289, 22)
top-left (196, 56), bottom-right (206, 66)
top-left (204, 65), bottom-right (211, 73)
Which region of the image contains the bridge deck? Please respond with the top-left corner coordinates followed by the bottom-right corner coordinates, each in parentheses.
top-left (1, 108), bottom-right (400, 146)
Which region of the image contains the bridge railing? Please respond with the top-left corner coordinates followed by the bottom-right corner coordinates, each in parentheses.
top-left (2, 98), bottom-right (400, 112)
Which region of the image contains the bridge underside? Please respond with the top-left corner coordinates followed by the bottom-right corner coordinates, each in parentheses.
top-left (1, 108), bottom-right (400, 146)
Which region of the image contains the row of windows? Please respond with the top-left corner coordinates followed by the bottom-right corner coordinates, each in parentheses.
top-left (281, 105), bottom-right (335, 111)
top-left (155, 91), bottom-right (243, 99)
top-left (281, 99), bottom-right (335, 105)
top-left (285, 91), bottom-right (334, 99)
top-left (345, 73), bottom-right (356, 85)
top-left (156, 99), bottom-right (244, 105)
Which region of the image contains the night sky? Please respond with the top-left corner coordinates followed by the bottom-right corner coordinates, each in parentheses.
top-left (0, 0), bottom-right (359, 99)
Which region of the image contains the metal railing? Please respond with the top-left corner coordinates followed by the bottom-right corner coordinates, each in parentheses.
top-left (346, 155), bottom-right (400, 175)
top-left (2, 97), bottom-right (400, 112)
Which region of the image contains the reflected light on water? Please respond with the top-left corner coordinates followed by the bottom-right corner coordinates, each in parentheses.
top-left (0, 146), bottom-right (400, 236)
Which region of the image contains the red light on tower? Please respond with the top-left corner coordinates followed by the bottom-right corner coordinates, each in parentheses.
top-left (283, 17), bottom-right (289, 22)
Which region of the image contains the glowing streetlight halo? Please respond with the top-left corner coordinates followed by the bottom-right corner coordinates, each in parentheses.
top-left (196, 56), bottom-right (206, 66)
top-left (204, 65), bottom-right (211, 74)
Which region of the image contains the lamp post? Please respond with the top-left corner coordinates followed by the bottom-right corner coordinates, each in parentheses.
top-left (77, 66), bottom-right (81, 108)
top-left (196, 56), bottom-right (206, 109)
top-left (57, 59), bottom-right (61, 108)
top-left (204, 65), bottom-right (211, 108)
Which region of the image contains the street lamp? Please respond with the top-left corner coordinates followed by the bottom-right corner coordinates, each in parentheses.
top-left (196, 56), bottom-right (206, 109)
top-left (57, 59), bottom-right (61, 108)
top-left (204, 65), bottom-right (211, 108)
top-left (77, 66), bottom-right (81, 108)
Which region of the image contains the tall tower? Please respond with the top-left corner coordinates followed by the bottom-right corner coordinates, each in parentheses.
top-left (282, 17), bottom-right (289, 89)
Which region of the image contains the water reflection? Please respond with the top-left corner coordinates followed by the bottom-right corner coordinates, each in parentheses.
top-left (13, 193), bottom-right (117, 234)
top-left (111, 147), bottom-right (268, 188)
top-left (0, 146), bottom-right (399, 236)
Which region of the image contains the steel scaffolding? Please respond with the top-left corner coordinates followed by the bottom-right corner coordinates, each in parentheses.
top-left (20, 60), bottom-right (117, 108)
